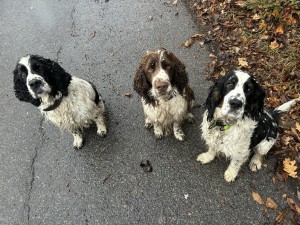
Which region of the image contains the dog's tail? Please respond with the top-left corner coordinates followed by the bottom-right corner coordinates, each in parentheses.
top-left (272, 96), bottom-right (300, 119)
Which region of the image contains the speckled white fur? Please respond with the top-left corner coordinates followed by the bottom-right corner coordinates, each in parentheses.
top-left (198, 109), bottom-right (259, 182)
top-left (39, 77), bottom-right (106, 149)
top-left (142, 89), bottom-right (188, 141)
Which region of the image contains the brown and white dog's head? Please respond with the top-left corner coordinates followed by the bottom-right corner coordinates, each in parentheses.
top-left (133, 48), bottom-right (188, 105)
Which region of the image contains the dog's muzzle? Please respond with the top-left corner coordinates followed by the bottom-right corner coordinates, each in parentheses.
top-left (28, 79), bottom-right (44, 94)
top-left (229, 99), bottom-right (243, 110)
top-left (155, 81), bottom-right (169, 96)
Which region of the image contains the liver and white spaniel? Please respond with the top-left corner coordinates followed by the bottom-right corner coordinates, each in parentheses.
top-left (197, 70), bottom-right (299, 182)
top-left (133, 48), bottom-right (195, 141)
top-left (13, 55), bottom-right (107, 149)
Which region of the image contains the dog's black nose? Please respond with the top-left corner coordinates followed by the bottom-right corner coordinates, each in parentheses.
top-left (29, 79), bottom-right (42, 89)
top-left (229, 99), bottom-right (243, 109)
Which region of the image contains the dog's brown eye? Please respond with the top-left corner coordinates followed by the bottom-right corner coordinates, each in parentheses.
top-left (164, 64), bottom-right (171, 69)
top-left (148, 64), bottom-right (155, 72)
top-left (227, 82), bottom-right (234, 88)
top-left (245, 86), bottom-right (252, 93)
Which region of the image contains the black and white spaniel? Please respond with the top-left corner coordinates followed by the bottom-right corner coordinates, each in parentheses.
top-left (133, 48), bottom-right (195, 141)
top-left (13, 55), bottom-right (107, 149)
top-left (197, 70), bottom-right (299, 182)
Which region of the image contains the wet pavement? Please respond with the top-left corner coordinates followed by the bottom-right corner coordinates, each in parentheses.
top-left (0, 0), bottom-right (298, 224)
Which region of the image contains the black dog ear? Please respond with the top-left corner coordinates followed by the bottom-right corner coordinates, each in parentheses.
top-left (205, 82), bottom-right (221, 121)
top-left (51, 61), bottom-right (72, 97)
top-left (167, 52), bottom-right (188, 95)
top-left (13, 64), bottom-right (41, 107)
top-left (34, 57), bottom-right (72, 97)
top-left (205, 74), bottom-right (231, 121)
top-left (246, 80), bottom-right (266, 119)
top-left (133, 58), bottom-right (154, 105)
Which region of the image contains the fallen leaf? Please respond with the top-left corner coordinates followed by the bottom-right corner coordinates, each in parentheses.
top-left (259, 20), bottom-right (267, 30)
top-left (283, 194), bottom-right (287, 199)
top-left (186, 211), bottom-right (193, 216)
top-left (140, 160), bottom-right (153, 173)
top-left (275, 209), bottom-right (288, 223)
top-left (275, 25), bottom-right (284, 35)
top-left (266, 197), bottom-right (278, 209)
top-left (252, 191), bottom-right (264, 205)
top-left (172, 0), bottom-right (178, 5)
top-left (283, 158), bottom-right (298, 178)
top-left (272, 9), bottom-right (280, 18)
top-left (181, 34), bottom-right (205, 47)
top-left (238, 57), bottom-right (248, 68)
top-left (124, 92), bottom-right (132, 98)
top-left (181, 39), bottom-right (196, 47)
top-left (191, 34), bottom-right (205, 39)
top-left (296, 122), bottom-right (300, 133)
top-left (269, 40), bottom-right (279, 49)
top-left (252, 14), bottom-right (261, 20)
top-left (287, 198), bottom-right (300, 214)
top-left (235, 0), bottom-right (246, 7)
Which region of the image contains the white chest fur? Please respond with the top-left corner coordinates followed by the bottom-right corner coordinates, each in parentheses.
top-left (201, 110), bottom-right (257, 158)
top-left (142, 93), bottom-right (188, 126)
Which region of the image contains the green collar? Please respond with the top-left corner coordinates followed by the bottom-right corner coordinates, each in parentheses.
top-left (209, 119), bottom-right (231, 131)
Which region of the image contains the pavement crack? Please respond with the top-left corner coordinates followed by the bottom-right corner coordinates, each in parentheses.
top-left (26, 117), bottom-right (46, 224)
top-left (70, 6), bottom-right (78, 37)
top-left (56, 46), bottom-right (62, 62)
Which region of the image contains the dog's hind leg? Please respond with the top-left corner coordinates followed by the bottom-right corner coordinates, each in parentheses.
top-left (94, 102), bottom-right (107, 137)
top-left (249, 138), bottom-right (276, 171)
top-left (95, 114), bottom-right (107, 137)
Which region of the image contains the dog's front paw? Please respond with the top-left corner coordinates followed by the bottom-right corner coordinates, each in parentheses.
top-left (73, 139), bottom-right (83, 149)
top-left (144, 122), bottom-right (153, 129)
top-left (224, 168), bottom-right (238, 182)
top-left (154, 125), bottom-right (163, 140)
top-left (154, 131), bottom-right (163, 140)
top-left (97, 127), bottom-right (107, 138)
top-left (197, 152), bottom-right (214, 164)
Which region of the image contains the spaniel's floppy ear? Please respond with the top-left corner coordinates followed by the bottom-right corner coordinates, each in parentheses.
top-left (167, 51), bottom-right (188, 95)
top-left (39, 58), bottom-right (72, 97)
top-left (205, 82), bottom-right (221, 121)
top-left (246, 79), bottom-right (266, 119)
top-left (133, 57), bottom-right (154, 105)
top-left (13, 64), bottom-right (41, 107)
top-left (205, 75), bottom-right (230, 121)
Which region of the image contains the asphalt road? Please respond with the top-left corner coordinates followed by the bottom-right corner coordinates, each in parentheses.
top-left (0, 0), bottom-right (298, 224)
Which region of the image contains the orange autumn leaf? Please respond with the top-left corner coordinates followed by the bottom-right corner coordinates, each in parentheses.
top-left (275, 25), bottom-right (284, 34)
top-left (252, 191), bottom-right (264, 205)
top-left (269, 40), bottom-right (279, 49)
top-left (259, 20), bottom-right (267, 30)
top-left (296, 122), bottom-right (300, 132)
top-left (272, 9), bottom-right (280, 18)
top-left (266, 197), bottom-right (278, 209)
top-left (238, 57), bottom-right (248, 67)
top-left (287, 198), bottom-right (300, 214)
top-left (283, 158), bottom-right (298, 178)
